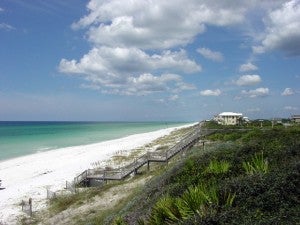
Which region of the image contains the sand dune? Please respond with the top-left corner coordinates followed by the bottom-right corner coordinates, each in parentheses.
top-left (0, 124), bottom-right (193, 224)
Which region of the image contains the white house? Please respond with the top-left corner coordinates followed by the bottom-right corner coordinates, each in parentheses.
top-left (214, 112), bottom-right (243, 125)
top-left (291, 115), bottom-right (300, 123)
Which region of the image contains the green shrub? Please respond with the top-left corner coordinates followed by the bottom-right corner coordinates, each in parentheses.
top-left (113, 126), bottom-right (300, 224)
top-left (243, 152), bottom-right (269, 175)
top-left (113, 217), bottom-right (128, 225)
top-left (205, 159), bottom-right (231, 175)
top-left (149, 196), bottom-right (180, 224)
top-left (148, 182), bottom-right (237, 224)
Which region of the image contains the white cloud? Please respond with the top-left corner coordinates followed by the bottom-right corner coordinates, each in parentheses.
top-left (59, 47), bottom-right (199, 95)
top-left (0, 7), bottom-right (13, 31)
top-left (241, 87), bottom-right (269, 98)
top-left (239, 62), bottom-right (258, 72)
top-left (281, 88), bottom-right (294, 96)
top-left (72, 0), bottom-right (249, 50)
top-left (252, 46), bottom-right (265, 54)
top-left (76, 71), bottom-right (194, 96)
top-left (284, 106), bottom-right (298, 110)
top-left (60, 47), bottom-right (200, 75)
top-left (0, 23), bottom-right (14, 31)
top-left (126, 73), bottom-right (195, 95)
top-left (200, 89), bottom-right (221, 96)
top-left (197, 47), bottom-right (223, 62)
top-left (125, 73), bottom-right (176, 95)
top-left (61, 0), bottom-right (289, 96)
top-left (236, 75), bottom-right (261, 86)
top-left (254, 0), bottom-right (300, 56)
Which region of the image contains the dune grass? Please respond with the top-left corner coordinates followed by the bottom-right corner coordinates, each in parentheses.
top-left (111, 125), bottom-right (300, 225)
top-left (242, 151), bottom-right (269, 175)
top-left (205, 159), bottom-right (231, 175)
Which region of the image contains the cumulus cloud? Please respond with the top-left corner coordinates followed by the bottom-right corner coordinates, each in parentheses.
top-left (200, 89), bottom-right (221, 96)
top-left (239, 62), bottom-right (258, 72)
top-left (59, 47), bottom-right (199, 95)
top-left (61, 0), bottom-right (286, 96)
top-left (281, 88), bottom-right (294, 96)
top-left (236, 75), bottom-right (262, 86)
top-left (72, 0), bottom-right (248, 50)
top-left (254, 0), bottom-right (300, 56)
top-left (197, 47), bottom-right (223, 62)
top-left (79, 71), bottom-right (194, 96)
top-left (241, 87), bottom-right (269, 98)
top-left (60, 47), bottom-right (200, 75)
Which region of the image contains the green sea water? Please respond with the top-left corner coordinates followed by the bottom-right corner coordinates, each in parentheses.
top-left (0, 121), bottom-right (187, 161)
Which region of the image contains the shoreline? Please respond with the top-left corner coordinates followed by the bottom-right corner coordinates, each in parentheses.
top-left (0, 123), bottom-right (195, 224)
top-left (0, 121), bottom-right (188, 163)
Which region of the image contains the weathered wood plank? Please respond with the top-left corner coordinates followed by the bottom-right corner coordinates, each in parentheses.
top-left (75, 123), bottom-right (204, 186)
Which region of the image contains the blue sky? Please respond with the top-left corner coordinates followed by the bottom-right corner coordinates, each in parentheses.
top-left (0, 0), bottom-right (299, 121)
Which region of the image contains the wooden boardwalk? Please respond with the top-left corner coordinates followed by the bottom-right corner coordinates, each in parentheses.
top-left (74, 123), bottom-right (207, 187)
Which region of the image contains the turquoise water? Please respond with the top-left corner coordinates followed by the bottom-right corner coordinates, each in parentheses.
top-left (0, 121), bottom-right (187, 161)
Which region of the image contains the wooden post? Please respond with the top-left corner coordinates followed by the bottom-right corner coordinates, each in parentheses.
top-left (133, 158), bottom-right (137, 175)
top-left (104, 171), bottom-right (107, 184)
top-left (73, 178), bottom-right (77, 193)
top-left (147, 152), bottom-right (150, 171)
top-left (21, 200), bottom-right (24, 211)
top-left (182, 145), bottom-right (186, 157)
top-left (85, 170), bottom-right (88, 187)
top-left (29, 198), bottom-right (32, 217)
top-left (165, 151), bottom-right (168, 164)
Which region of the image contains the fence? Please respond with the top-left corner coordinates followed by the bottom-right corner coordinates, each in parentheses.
top-left (46, 180), bottom-right (76, 200)
top-left (73, 123), bottom-right (204, 186)
top-left (39, 123), bottom-right (205, 202)
top-left (46, 189), bottom-right (57, 199)
top-left (21, 198), bottom-right (32, 217)
top-left (66, 180), bottom-right (76, 193)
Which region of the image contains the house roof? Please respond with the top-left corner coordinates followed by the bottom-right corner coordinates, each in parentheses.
top-left (219, 112), bottom-right (243, 116)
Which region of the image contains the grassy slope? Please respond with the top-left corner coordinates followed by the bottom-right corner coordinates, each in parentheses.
top-left (112, 124), bottom-right (300, 225)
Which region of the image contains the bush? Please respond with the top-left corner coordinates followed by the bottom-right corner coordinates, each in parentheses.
top-left (148, 182), bottom-right (236, 224)
top-left (242, 152), bottom-right (269, 175)
top-left (114, 126), bottom-right (300, 224)
top-left (205, 159), bottom-right (231, 175)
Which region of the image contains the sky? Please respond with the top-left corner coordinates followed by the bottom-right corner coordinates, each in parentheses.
top-left (0, 0), bottom-right (299, 121)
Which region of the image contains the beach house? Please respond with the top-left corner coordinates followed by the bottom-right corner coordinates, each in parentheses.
top-left (214, 112), bottom-right (243, 125)
top-left (291, 115), bottom-right (300, 123)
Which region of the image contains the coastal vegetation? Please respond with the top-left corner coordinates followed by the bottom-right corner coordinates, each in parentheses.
top-left (108, 122), bottom-right (300, 224)
top-left (27, 122), bottom-right (300, 225)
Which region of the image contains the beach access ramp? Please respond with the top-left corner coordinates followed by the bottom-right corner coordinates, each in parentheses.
top-left (74, 122), bottom-right (210, 187)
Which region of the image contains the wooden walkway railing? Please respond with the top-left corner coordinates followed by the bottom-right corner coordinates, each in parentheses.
top-left (74, 123), bottom-right (207, 187)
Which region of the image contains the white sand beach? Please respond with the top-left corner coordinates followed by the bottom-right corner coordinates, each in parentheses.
top-left (0, 124), bottom-right (193, 224)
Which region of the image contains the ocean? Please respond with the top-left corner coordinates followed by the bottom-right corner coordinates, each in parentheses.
top-left (0, 121), bottom-right (187, 161)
